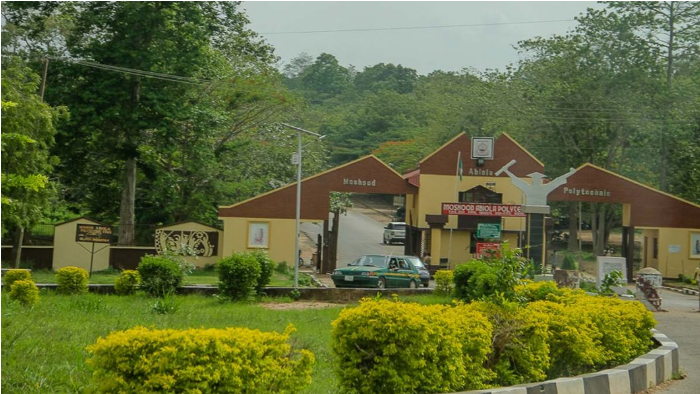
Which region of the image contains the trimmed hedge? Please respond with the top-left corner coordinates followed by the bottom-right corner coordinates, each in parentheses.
top-left (9, 279), bottom-right (39, 307)
top-left (250, 250), bottom-right (275, 295)
top-left (3, 269), bottom-right (32, 289)
top-left (331, 298), bottom-right (494, 393)
top-left (55, 266), bottom-right (89, 295)
top-left (86, 325), bottom-right (314, 393)
top-left (217, 252), bottom-right (262, 300)
top-left (137, 255), bottom-right (183, 297)
top-left (434, 269), bottom-right (454, 296)
top-left (114, 270), bottom-right (141, 295)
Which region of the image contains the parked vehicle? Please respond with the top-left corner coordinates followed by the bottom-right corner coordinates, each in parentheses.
top-left (383, 222), bottom-right (406, 244)
top-left (331, 254), bottom-right (422, 289)
top-left (407, 256), bottom-right (430, 287)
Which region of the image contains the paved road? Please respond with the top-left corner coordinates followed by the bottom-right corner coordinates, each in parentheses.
top-left (300, 209), bottom-right (403, 267)
top-left (653, 288), bottom-right (700, 393)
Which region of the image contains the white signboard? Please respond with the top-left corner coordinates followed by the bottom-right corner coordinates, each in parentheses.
top-left (668, 244), bottom-right (681, 254)
top-left (471, 137), bottom-right (494, 159)
top-left (596, 256), bottom-right (627, 294)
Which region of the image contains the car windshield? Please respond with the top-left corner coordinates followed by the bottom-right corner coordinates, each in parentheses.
top-left (406, 256), bottom-right (425, 268)
top-left (352, 255), bottom-right (388, 268)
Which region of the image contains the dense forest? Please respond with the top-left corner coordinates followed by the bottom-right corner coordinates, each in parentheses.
top-left (2, 2), bottom-right (699, 253)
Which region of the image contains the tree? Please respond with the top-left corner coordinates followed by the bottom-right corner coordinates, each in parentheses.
top-left (1, 56), bottom-right (65, 266)
top-left (3, 2), bottom-right (282, 243)
top-left (300, 53), bottom-right (352, 100)
top-left (354, 63), bottom-right (418, 94)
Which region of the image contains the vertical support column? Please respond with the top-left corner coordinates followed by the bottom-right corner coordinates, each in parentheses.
top-left (526, 213), bottom-right (545, 270)
top-left (322, 219), bottom-right (330, 273)
top-left (624, 225), bottom-right (635, 283)
top-left (430, 227), bottom-right (443, 268)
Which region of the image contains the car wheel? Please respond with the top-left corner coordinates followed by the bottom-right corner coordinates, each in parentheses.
top-left (377, 277), bottom-right (386, 289)
top-left (408, 280), bottom-right (417, 289)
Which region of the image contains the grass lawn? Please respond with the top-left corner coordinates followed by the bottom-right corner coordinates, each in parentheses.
top-left (28, 269), bottom-right (306, 287)
top-left (1, 290), bottom-right (453, 393)
top-left (1, 292), bottom-right (343, 393)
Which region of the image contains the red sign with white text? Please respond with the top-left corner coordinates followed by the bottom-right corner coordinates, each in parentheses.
top-left (476, 242), bottom-right (501, 258)
top-left (441, 202), bottom-right (525, 217)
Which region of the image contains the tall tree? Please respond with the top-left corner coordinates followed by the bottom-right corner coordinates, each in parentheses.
top-left (1, 56), bottom-right (65, 265)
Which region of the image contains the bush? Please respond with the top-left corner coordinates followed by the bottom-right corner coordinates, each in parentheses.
top-left (560, 254), bottom-right (578, 270)
top-left (331, 298), bottom-right (494, 393)
top-left (514, 281), bottom-right (565, 302)
top-left (469, 300), bottom-right (551, 386)
top-left (9, 279), bottom-right (39, 307)
top-left (275, 261), bottom-right (292, 276)
top-left (434, 269), bottom-right (454, 296)
top-left (3, 269), bottom-right (32, 289)
top-left (217, 252), bottom-right (261, 300)
top-left (137, 255), bottom-right (183, 297)
top-left (114, 270), bottom-right (141, 295)
top-left (86, 324), bottom-right (314, 393)
top-left (453, 242), bottom-right (526, 303)
top-left (55, 266), bottom-right (89, 295)
top-left (250, 250), bottom-right (275, 294)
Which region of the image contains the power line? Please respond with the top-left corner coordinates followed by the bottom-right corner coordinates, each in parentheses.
top-left (260, 19), bottom-right (576, 35)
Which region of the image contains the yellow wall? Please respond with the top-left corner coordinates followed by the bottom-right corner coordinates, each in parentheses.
top-left (416, 174), bottom-right (526, 231)
top-left (641, 229), bottom-right (659, 271)
top-left (157, 222), bottom-right (222, 268)
top-left (651, 227), bottom-right (700, 278)
top-left (53, 219), bottom-right (110, 272)
top-left (220, 217), bottom-right (299, 265)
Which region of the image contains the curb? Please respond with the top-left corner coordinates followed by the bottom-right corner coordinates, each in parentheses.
top-left (660, 285), bottom-right (699, 296)
top-left (454, 330), bottom-right (679, 394)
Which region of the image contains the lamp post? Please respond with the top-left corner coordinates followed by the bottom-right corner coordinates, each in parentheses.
top-left (281, 123), bottom-right (325, 288)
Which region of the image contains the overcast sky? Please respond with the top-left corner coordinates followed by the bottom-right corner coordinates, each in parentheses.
top-left (242, 1), bottom-right (601, 75)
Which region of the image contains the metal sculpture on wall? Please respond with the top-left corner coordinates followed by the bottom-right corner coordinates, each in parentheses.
top-left (155, 230), bottom-right (218, 257)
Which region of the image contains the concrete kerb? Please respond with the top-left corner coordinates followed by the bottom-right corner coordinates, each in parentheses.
top-left (453, 330), bottom-right (679, 394)
top-left (660, 285), bottom-right (699, 296)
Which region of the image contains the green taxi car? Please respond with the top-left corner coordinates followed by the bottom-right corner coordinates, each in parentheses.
top-left (331, 254), bottom-right (422, 289)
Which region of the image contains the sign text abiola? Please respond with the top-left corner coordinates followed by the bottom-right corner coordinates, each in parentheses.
top-left (442, 202), bottom-right (525, 217)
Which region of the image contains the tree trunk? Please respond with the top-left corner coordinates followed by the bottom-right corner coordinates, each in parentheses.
top-left (567, 202), bottom-right (579, 252)
top-left (11, 227), bottom-right (24, 269)
top-left (117, 157), bottom-right (137, 245)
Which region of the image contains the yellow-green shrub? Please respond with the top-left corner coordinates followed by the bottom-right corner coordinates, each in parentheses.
top-left (468, 301), bottom-right (551, 386)
top-left (55, 266), bottom-right (89, 295)
top-left (86, 324), bottom-right (314, 393)
top-left (3, 269), bottom-right (32, 289)
top-left (9, 279), bottom-right (39, 306)
top-left (114, 270), bottom-right (141, 295)
top-left (514, 281), bottom-right (566, 302)
top-left (331, 298), bottom-right (493, 393)
top-left (434, 269), bottom-right (454, 296)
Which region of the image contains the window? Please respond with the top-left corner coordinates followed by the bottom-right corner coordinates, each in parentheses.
top-left (653, 238), bottom-right (658, 259)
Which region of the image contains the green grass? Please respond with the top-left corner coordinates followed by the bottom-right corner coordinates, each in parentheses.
top-left (1, 291), bottom-right (348, 393)
top-left (27, 269), bottom-right (304, 287)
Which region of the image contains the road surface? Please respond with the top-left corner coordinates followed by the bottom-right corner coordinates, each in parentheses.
top-left (653, 288), bottom-right (700, 394)
top-left (300, 209), bottom-right (404, 267)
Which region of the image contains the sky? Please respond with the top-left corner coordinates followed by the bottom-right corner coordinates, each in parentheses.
top-left (242, 1), bottom-right (601, 75)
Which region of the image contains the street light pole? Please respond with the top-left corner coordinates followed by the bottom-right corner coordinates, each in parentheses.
top-left (281, 123), bottom-right (325, 288)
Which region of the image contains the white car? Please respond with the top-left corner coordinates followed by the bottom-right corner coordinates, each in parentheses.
top-left (383, 222), bottom-right (406, 244)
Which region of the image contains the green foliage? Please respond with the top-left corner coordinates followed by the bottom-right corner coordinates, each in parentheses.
top-left (453, 242), bottom-right (527, 303)
top-left (151, 292), bottom-right (180, 315)
top-left (433, 269), bottom-right (454, 296)
top-left (1, 56), bottom-right (64, 236)
top-left (9, 279), bottom-right (40, 307)
top-left (250, 250), bottom-right (275, 294)
top-left (560, 254), bottom-right (578, 270)
top-left (86, 325), bottom-right (315, 393)
top-left (600, 270), bottom-right (624, 295)
top-left (3, 269), bottom-right (32, 289)
top-left (469, 300), bottom-right (551, 386)
top-left (514, 281), bottom-right (565, 302)
top-left (55, 266), bottom-right (88, 295)
top-left (275, 261), bottom-right (292, 276)
top-left (113, 270), bottom-right (141, 295)
top-left (331, 298), bottom-right (494, 393)
top-left (136, 255), bottom-right (183, 297)
top-left (216, 252), bottom-right (262, 301)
